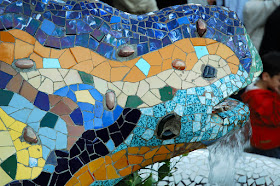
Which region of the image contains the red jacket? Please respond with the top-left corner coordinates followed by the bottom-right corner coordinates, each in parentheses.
top-left (242, 89), bottom-right (280, 150)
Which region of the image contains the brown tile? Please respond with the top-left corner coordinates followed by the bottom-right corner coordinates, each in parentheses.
top-left (15, 39), bottom-right (34, 59)
top-left (50, 101), bottom-right (72, 116)
top-left (0, 42), bottom-right (15, 64)
top-left (8, 30), bottom-right (36, 45)
top-left (61, 115), bottom-right (75, 126)
top-left (206, 43), bottom-right (220, 55)
top-left (67, 125), bottom-right (85, 138)
top-left (227, 55), bottom-right (240, 65)
top-left (172, 46), bottom-right (186, 62)
top-left (49, 94), bottom-right (62, 107)
top-left (0, 31), bottom-right (15, 43)
top-left (34, 41), bottom-right (50, 58)
top-left (216, 44), bottom-right (234, 59)
top-left (162, 58), bottom-right (172, 71)
top-left (62, 97), bottom-right (78, 110)
top-left (6, 73), bottom-right (23, 93)
top-left (19, 80), bottom-right (38, 103)
top-left (0, 61), bottom-right (17, 75)
top-left (67, 136), bottom-right (78, 150)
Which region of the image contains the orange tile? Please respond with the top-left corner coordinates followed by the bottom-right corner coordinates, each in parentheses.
top-left (50, 48), bottom-right (66, 58)
top-left (111, 67), bottom-right (130, 81)
top-left (175, 143), bottom-right (185, 148)
top-left (147, 65), bottom-right (161, 77)
top-left (119, 166), bottom-right (132, 177)
top-left (59, 49), bottom-right (77, 68)
top-left (162, 58), bottom-right (172, 71)
top-left (206, 43), bottom-right (219, 55)
top-left (144, 148), bottom-right (158, 159)
top-left (185, 52), bottom-right (198, 71)
top-left (108, 60), bottom-right (125, 67)
top-left (0, 42), bottom-right (14, 64)
top-left (122, 57), bottom-right (140, 68)
top-left (156, 146), bottom-right (170, 155)
top-left (91, 61), bottom-right (111, 81)
top-left (227, 55), bottom-right (240, 65)
top-left (228, 63), bottom-right (238, 74)
top-left (166, 144), bottom-right (175, 152)
top-left (34, 41), bottom-right (50, 58)
top-left (153, 154), bottom-right (167, 162)
top-left (139, 147), bottom-right (151, 155)
top-left (72, 60), bottom-right (94, 74)
top-left (88, 157), bottom-right (105, 173)
top-left (112, 150), bottom-right (126, 162)
top-left (79, 171), bottom-right (94, 186)
top-left (216, 44), bottom-right (234, 59)
top-left (205, 38), bottom-right (217, 45)
top-left (106, 164), bottom-right (120, 179)
top-left (105, 156), bottom-right (112, 165)
top-left (114, 156), bottom-right (128, 169)
top-left (65, 177), bottom-right (80, 186)
top-left (142, 51), bottom-right (162, 66)
top-left (15, 39), bottom-right (34, 59)
top-left (159, 44), bottom-right (175, 59)
top-left (175, 38), bottom-right (195, 53)
top-left (91, 51), bottom-right (106, 67)
top-left (8, 30), bottom-right (35, 44)
top-left (128, 147), bottom-right (139, 154)
top-left (74, 182), bottom-right (82, 186)
top-left (172, 47), bottom-right (186, 61)
top-left (70, 47), bottom-right (91, 63)
top-left (141, 159), bottom-right (153, 168)
top-left (0, 32), bottom-right (15, 43)
top-left (128, 155), bottom-right (144, 165)
top-left (123, 66), bottom-right (146, 82)
top-left (132, 165), bottom-right (141, 172)
top-left (190, 38), bottom-right (206, 46)
top-left (74, 165), bottom-right (89, 178)
top-left (93, 163), bottom-right (106, 180)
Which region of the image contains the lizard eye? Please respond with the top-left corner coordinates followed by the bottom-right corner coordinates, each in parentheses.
top-left (203, 65), bottom-right (216, 78)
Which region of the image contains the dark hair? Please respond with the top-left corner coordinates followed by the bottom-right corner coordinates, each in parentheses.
top-left (260, 51), bottom-right (280, 78)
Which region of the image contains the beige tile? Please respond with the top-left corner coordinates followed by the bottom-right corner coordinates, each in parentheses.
top-left (38, 78), bottom-right (54, 94)
top-left (64, 70), bottom-right (83, 85)
top-left (145, 76), bottom-right (166, 89)
top-left (39, 69), bottom-right (63, 81)
top-left (166, 72), bottom-right (182, 89)
top-left (93, 77), bottom-right (108, 95)
top-left (137, 80), bottom-right (149, 98)
top-left (141, 91), bottom-right (161, 106)
top-left (122, 82), bottom-right (139, 96)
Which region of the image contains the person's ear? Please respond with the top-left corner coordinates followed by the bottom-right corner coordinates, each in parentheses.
top-left (262, 72), bottom-right (271, 81)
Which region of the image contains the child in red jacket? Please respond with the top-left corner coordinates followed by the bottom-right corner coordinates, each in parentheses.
top-left (242, 52), bottom-right (280, 158)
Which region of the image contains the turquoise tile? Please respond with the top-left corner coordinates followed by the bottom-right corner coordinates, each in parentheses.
top-left (43, 58), bottom-right (61, 68)
top-left (141, 129), bottom-right (153, 140)
top-left (27, 108), bottom-right (46, 123)
top-left (106, 139), bottom-right (115, 151)
top-left (135, 58), bottom-right (150, 76)
top-left (40, 136), bottom-right (55, 150)
top-left (42, 145), bottom-right (51, 160)
top-left (9, 93), bottom-right (34, 110)
top-left (174, 104), bottom-right (184, 116)
top-left (10, 108), bottom-right (32, 123)
top-left (54, 118), bottom-right (67, 135)
top-left (0, 106), bottom-right (19, 114)
top-left (39, 128), bottom-right (57, 140)
top-left (29, 157), bottom-right (38, 167)
top-left (56, 132), bottom-right (67, 149)
top-left (28, 122), bottom-right (40, 132)
top-left (194, 46), bottom-right (209, 59)
top-left (43, 164), bottom-right (55, 173)
top-left (140, 107), bottom-right (153, 116)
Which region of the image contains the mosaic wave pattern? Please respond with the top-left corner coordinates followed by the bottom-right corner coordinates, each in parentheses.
top-left (0, 0), bottom-right (262, 185)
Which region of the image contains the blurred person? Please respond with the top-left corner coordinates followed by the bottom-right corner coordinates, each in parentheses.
top-left (259, 5), bottom-right (280, 56)
top-left (112, 0), bottom-right (158, 14)
top-left (243, 0), bottom-right (280, 52)
top-left (241, 52), bottom-right (280, 159)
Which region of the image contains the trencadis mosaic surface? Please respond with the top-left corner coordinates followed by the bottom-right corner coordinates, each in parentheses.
top-left (0, 0), bottom-right (262, 185)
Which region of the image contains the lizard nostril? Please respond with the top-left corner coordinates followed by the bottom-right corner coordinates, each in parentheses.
top-left (156, 113), bottom-right (181, 140)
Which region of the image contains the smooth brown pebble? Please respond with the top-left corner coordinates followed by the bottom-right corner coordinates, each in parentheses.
top-left (118, 46), bottom-right (135, 57)
top-left (196, 19), bottom-right (207, 37)
top-left (106, 91), bottom-right (116, 110)
top-left (172, 59), bottom-right (186, 70)
top-left (23, 127), bottom-right (38, 143)
top-left (15, 59), bottom-right (34, 69)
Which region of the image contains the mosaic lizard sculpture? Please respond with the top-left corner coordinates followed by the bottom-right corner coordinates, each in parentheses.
top-left (0, 0), bottom-right (262, 185)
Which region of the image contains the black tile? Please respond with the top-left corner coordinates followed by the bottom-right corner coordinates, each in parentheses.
top-left (108, 123), bottom-right (119, 133)
top-left (82, 130), bottom-right (96, 141)
top-left (55, 158), bottom-right (69, 173)
top-left (32, 172), bottom-right (51, 186)
top-left (110, 132), bottom-right (124, 147)
top-left (56, 171), bottom-right (72, 186)
top-left (70, 144), bottom-right (81, 158)
top-left (55, 150), bottom-right (69, 158)
top-left (120, 122), bottom-right (136, 139)
top-left (94, 142), bottom-right (109, 156)
top-left (69, 157), bottom-right (84, 175)
top-left (76, 138), bottom-right (85, 152)
top-left (79, 150), bottom-right (90, 164)
top-left (125, 109), bottom-right (141, 123)
top-left (96, 128), bottom-right (109, 143)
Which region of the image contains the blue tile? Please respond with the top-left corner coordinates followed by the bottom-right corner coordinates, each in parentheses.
top-left (0, 71), bottom-right (13, 89)
top-left (70, 108), bottom-right (83, 125)
top-left (61, 36), bottom-right (75, 49)
top-left (113, 105), bottom-right (123, 120)
top-left (89, 89), bottom-right (103, 102)
top-left (66, 90), bottom-right (77, 102)
top-left (43, 58), bottom-right (61, 68)
top-left (10, 108), bottom-right (32, 123)
top-left (137, 42), bottom-right (149, 56)
top-left (75, 34), bottom-right (89, 47)
top-left (39, 128), bottom-right (57, 140)
top-left (110, 16), bottom-right (121, 24)
top-left (56, 132), bottom-right (67, 149)
top-left (83, 111), bottom-right (95, 122)
top-left (168, 28), bottom-right (183, 42)
top-left (0, 106), bottom-right (19, 115)
top-left (149, 39), bottom-right (162, 52)
top-left (84, 120), bottom-right (94, 130)
top-left (9, 93), bottom-right (34, 110)
top-left (27, 108), bottom-right (46, 123)
top-left (94, 101), bottom-right (103, 118)
top-left (93, 117), bottom-right (103, 129)
top-left (54, 118), bottom-right (67, 134)
top-left (194, 46), bottom-right (209, 59)
top-left (29, 157), bottom-right (38, 167)
top-left (102, 110), bottom-right (114, 127)
top-left (135, 58), bottom-right (150, 76)
top-left (78, 102), bottom-right (94, 112)
top-left (41, 19), bottom-right (56, 35)
top-left (106, 139), bottom-right (115, 151)
top-left (40, 136), bottom-right (55, 150)
top-left (177, 17), bottom-right (190, 25)
top-left (54, 86), bottom-right (69, 97)
top-left (26, 18), bottom-right (40, 36)
top-left (167, 19), bottom-right (179, 31)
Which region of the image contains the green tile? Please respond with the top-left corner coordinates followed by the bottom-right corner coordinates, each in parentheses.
top-left (125, 96), bottom-right (143, 108)
top-left (0, 153), bottom-right (17, 179)
top-left (78, 71), bottom-right (94, 85)
top-left (40, 112), bottom-right (58, 128)
top-left (159, 86), bottom-right (174, 101)
top-left (0, 89), bottom-right (14, 106)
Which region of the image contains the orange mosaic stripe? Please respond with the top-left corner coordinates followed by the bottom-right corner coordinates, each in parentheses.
top-left (0, 30), bottom-right (240, 83)
top-left (65, 143), bottom-right (206, 185)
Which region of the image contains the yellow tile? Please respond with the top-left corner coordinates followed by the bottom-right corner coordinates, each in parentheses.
top-left (74, 90), bottom-right (95, 105)
top-left (0, 119), bottom-right (7, 131)
top-left (0, 167), bottom-right (12, 186)
top-left (17, 150), bottom-right (29, 166)
top-left (88, 157), bottom-right (105, 173)
top-left (106, 164), bottom-right (120, 179)
top-left (31, 167), bottom-right (43, 179)
top-left (38, 158), bottom-right (46, 167)
top-left (0, 131), bottom-right (14, 146)
top-left (9, 130), bottom-right (22, 141)
top-left (13, 138), bottom-right (24, 151)
top-left (9, 120), bottom-right (26, 132)
top-left (0, 108), bottom-right (15, 127)
top-left (16, 163), bottom-right (32, 180)
top-left (29, 145), bottom-right (43, 158)
top-left (0, 147), bottom-right (16, 163)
